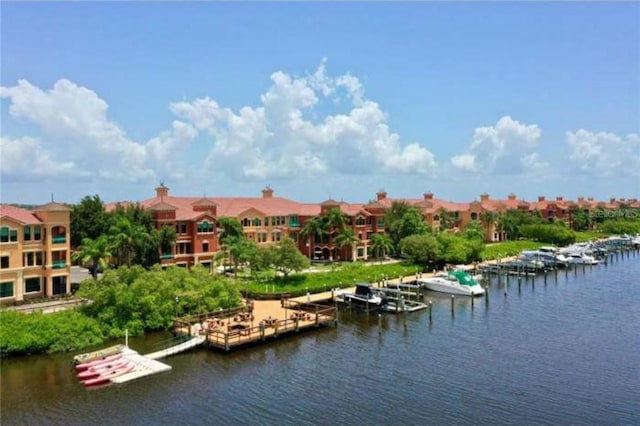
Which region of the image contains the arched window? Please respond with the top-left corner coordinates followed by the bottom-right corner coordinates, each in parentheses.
top-left (470, 212), bottom-right (478, 221)
top-left (242, 218), bottom-right (251, 227)
top-left (433, 214), bottom-right (440, 221)
top-left (197, 220), bottom-right (214, 233)
top-left (253, 217), bottom-right (262, 227)
top-left (355, 216), bottom-right (366, 226)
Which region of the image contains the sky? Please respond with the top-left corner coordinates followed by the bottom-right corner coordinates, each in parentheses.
top-left (1, 2), bottom-right (639, 206)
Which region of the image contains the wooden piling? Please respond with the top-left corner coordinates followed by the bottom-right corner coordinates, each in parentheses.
top-left (451, 295), bottom-right (455, 316)
top-left (429, 300), bottom-right (433, 322)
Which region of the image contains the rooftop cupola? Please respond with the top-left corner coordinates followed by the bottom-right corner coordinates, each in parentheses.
top-left (155, 183), bottom-right (169, 200)
top-left (262, 186), bottom-right (274, 198)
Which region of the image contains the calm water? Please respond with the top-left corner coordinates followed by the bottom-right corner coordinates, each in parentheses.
top-left (2, 253), bottom-right (639, 425)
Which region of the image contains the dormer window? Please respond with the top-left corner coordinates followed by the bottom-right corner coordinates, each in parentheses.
top-left (197, 220), bottom-right (214, 233)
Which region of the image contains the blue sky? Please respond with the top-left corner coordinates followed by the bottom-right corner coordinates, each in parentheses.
top-left (1, 2), bottom-right (639, 205)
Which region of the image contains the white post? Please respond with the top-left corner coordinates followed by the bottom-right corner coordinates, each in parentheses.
top-left (125, 328), bottom-right (129, 348)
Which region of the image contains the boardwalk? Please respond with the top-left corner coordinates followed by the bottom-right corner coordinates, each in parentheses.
top-left (174, 300), bottom-right (337, 351)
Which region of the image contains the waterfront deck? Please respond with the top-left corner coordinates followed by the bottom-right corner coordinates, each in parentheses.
top-left (174, 300), bottom-right (337, 351)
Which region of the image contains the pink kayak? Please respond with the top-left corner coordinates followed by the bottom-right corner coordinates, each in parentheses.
top-left (77, 359), bottom-right (129, 380)
top-left (75, 353), bottom-right (123, 371)
top-left (82, 363), bottom-right (135, 387)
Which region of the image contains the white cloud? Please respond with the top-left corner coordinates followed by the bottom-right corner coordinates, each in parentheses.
top-left (171, 61), bottom-right (437, 181)
top-left (1, 79), bottom-right (155, 182)
top-left (567, 129), bottom-right (640, 177)
top-left (450, 116), bottom-right (548, 175)
top-left (0, 136), bottom-right (81, 179)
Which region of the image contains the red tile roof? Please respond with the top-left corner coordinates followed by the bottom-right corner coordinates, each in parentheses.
top-left (0, 205), bottom-right (42, 225)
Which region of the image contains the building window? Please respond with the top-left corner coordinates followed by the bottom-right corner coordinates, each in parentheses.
top-left (257, 232), bottom-right (267, 243)
top-left (34, 225), bottom-right (41, 240)
top-left (52, 276), bottom-right (67, 295)
top-left (355, 216), bottom-right (366, 226)
top-left (289, 232), bottom-right (298, 242)
top-left (0, 281), bottom-right (14, 298)
top-left (288, 216), bottom-right (300, 227)
top-left (176, 242), bottom-right (192, 255)
top-left (1, 226), bottom-right (18, 243)
top-left (24, 226), bottom-right (31, 241)
top-left (252, 217), bottom-right (262, 227)
top-left (202, 242), bottom-right (209, 252)
top-left (377, 218), bottom-right (385, 228)
top-left (197, 220), bottom-right (214, 233)
top-left (52, 226), bottom-right (66, 244)
top-left (357, 248), bottom-right (364, 257)
top-left (242, 218), bottom-right (251, 227)
top-left (273, 231), bottom-right (281, 242)
top-left (1, 256), bottom-right (8, 269)
top-left (25, 277), bottom-right (41, 293)
top-left (470, 212), bottom-right (478, 221)
top-left (23, 251), bottom-right (44, 267)
top-left (433, 215), bottom-right (440, 221)
top-left (176, 222), bottom-right (188, 234)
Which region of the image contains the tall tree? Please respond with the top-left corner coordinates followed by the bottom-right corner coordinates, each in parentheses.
top-left (71, 195), bottom-right (107, 248)
top-left (109, 216), bottom-right (147, 267)
top-left (369, 233), bottom-right (393, 263)
top-left (216, 217), bottom-right (244, 243)
top-left (399, 234), bottom-right (442, 266)
top-left (72, 236), bottom-right (113, 279)
top-left (333, 228), bottom-right (359, 261)
top-left (300, 217), bottom-right (327, 261)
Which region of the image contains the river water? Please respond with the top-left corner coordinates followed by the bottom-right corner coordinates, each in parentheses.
top-left (2, 253), bottom-right (639, 425)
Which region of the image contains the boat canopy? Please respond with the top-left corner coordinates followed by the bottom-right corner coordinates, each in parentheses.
top-left (448, 270), bottom-right (477, 286)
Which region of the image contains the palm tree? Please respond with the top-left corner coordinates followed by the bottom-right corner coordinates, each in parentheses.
top-left (480, 211), bottom-right (497, 241)
top-left (217, 217), bottom-right (243, 244)
top-left (72, 236), bottom-right (113, 279)
top-left (333, 228), bottom-right (360, 261)
top-left (324, 207), bottom-right (348, 232)
top-left (369, 233), bottom-right (393, 263)
top-left (109, 216), bottom-right (147, 267)
top-left (300, 217), bottom-right (327, 261)
top-left (156, 224), bottom-right (177, 259)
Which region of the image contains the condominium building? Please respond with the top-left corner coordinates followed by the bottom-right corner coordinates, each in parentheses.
top-left (108, 184), bottom-right (639, 270)
top-left (0, 202), bottom-right (71, 304)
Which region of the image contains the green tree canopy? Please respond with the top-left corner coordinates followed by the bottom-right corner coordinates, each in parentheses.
top-left (71, 195), bottom-right (108, 247)
top-left (72, 236), bottom-right (113, 279)
top-left (399, 234), bottom-right (441, 266)
top-left (272, 238), bottom-right (311, 278)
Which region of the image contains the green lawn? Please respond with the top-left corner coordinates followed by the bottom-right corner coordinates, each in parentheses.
top-left (481, 240), bottom-right (546, 261)
top-left (242, 261), bottom-right (422, 296)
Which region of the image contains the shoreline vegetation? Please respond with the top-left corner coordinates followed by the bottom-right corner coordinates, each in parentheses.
top-left (1, 222), bottom-right (635, 357)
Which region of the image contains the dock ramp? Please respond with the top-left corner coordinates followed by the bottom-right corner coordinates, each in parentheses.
top-left (145, 335), bottom-right (206, 360)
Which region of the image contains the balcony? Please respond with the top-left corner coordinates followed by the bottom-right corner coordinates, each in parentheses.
top-left (160, 254), bottom-right (174, 260)
top-left (52, 260), bottom-right (67, 269)
top-left (52, 236), bottom-right (66, 244)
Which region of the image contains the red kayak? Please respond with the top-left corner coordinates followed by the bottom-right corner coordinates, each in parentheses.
top-left (75, 353), bottom-right (123, 371)
top-left (82, 363), bottom-right (135, 387)
top-left (77, 359), bottom-right (129, 380)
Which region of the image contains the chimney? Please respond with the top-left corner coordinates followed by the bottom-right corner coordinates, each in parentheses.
top-left (556, 196), bottom-right (563, 201)
top-left (538, 195), bottom-right (545, 202)
top-left (588, 197), bottom-right (594, 201)
top-left (155, 183), bottom-right (169, 200)
top-left (577, 197), bottom-right (584, 203)
top-left (376, 190), bottom-right (387, 201)
top-left (508, 193), bottom-right (516, 201)
top-left (262, 186), bottom-right (274, 198)
top-left (609, 197), bottom-right (616, 204)
top-left (423, 192), bottom-right (434, 200)
top-left (480, 193), bottom-right (489, 202)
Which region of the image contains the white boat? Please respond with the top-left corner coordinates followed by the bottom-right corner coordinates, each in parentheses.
top-left (335, 283), bottom-right (387, 307)
top-left (418, 270), bottom-right (485, 297)
top-left (520, 250), bottom-right (569, 267)
top-left (566, 253), bottom-right (599, 265)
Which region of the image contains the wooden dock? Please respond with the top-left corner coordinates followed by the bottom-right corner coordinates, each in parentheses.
top-left (174, 300), bottom-right (337, 351)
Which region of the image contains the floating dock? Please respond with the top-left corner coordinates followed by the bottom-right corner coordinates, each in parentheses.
top-left (110, 347), bottom-right (173, 384)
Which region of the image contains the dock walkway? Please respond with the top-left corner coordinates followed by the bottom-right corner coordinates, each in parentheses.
top-left (145, 336), bottom-right (206, 360)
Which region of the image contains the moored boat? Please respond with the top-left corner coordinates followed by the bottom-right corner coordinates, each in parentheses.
top-left (73, 344), bottom-right (125, 365)
top-left (334, 282), bottom-right (387, 307)
top-left (418, 270), bottom-right (485, 296)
